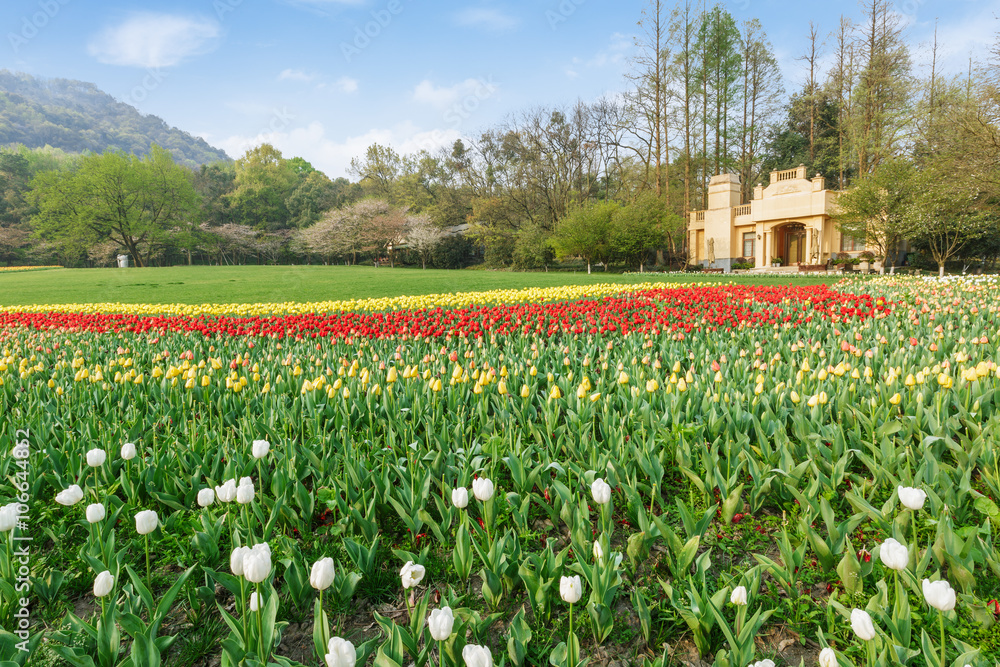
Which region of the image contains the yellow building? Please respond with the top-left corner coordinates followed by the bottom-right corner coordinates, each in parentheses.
top-left (688, 165), bottom-right (863, 271)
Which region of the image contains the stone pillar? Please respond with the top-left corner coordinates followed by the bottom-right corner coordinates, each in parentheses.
top-left (763, 231), bottom-right (771, 266)
top-left (805, 226), bottom-right (813, 264)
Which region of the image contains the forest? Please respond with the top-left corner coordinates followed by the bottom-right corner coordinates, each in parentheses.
top-left (1, 0), bottom-right (999, 272)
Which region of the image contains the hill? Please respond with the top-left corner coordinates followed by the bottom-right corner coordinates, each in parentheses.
top-left (0, 70), bottom-right (230, 169)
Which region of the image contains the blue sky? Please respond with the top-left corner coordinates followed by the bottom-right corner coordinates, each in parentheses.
top-left (2, 0), bottom-right (998, 178)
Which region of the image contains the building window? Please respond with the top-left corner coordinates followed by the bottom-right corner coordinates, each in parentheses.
top-left (742, 232), bottom-right (755, 259)
top-left (840, 234), bottom-right (865, 252)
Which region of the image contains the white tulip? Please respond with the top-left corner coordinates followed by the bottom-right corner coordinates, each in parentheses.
top-left (559, 575), bottom-right (583, 604)
top-left (216, 479), bottom-right (237, 503)
top-left (897, 485), bottom-right (927, 511)
top-left (451, 487), bottom-right (469, 509)
top-left (249, 590), bottom-right (261, 611)
top-left (251, 439), bottom-right (270, 459)
top-left (86, 448), bottom-right (107, 467)
top-left (730, 585), bottom-right (748, 606)
top-left (197, 488), bottom-right (215, 508)
top-left (818, 647), bottom-right (837, 667)
top-left (0, 503), bottom-right (20, 531)
top-left (428, 606), bottom-right (455, 641)
top-left (472, 477), bottom-right (494, 502)
top-left (135, 509), bottom-right (158, 535)
top-left (462, 644), bottom-right (494, 667)
top-left (230, 546), bottom-right (250, 577)
top-left (310, 557), bottom-right (336, 591)
top-left (120, 442), bottom-right (136, 460)
top-left (55, 484), bottom-right (84, 506)
top-left (850, 608), bottom-right (876, 640)
top-left (236, 478), bottom-right (255, 504)
top-left (878, 538), bottom-right (908, 572)
top-left (750, 661), bottom-right (775, 667)
top-left (86, 503), bottom-right (106, 523)
top-left (93, 571), bottom-right (114, 597)
top-left (325, 637), bottom-right (356, 667)
top-left (400, 561), bottom-right (426, 589)
top-left (922, 578), bottom-right (956, 612)
top-left (590, 478), bottom-right (612, 504)
top-left (593, 541), bottom-right (604, 561)
top-left (243, 543), bottom-right (272, 583)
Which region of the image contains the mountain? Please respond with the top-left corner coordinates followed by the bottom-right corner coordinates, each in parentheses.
top-left (0, 70), bottom-right (230, 169)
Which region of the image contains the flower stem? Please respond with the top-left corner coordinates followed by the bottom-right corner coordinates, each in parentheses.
top-left (145, 534), bottom-right (151, 591)
top-left (569, 602), bottom-right (575, 667)
top-left (939, 610), bottom-right (946, 667)
top-left (256, 583), bottom-right (265, 660)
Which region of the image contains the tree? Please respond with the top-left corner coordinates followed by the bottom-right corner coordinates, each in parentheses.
top-left (551, 201), bottom-right (616, 273)
top-left (512, 223), bottom-right (554, 270)
top-left (405, 214), bottom-right (446, 269)
top-left (611, 197), bottom-right (664, 271)
top-left (349, 143), bottom-right (402, 200)
top-left (737, 19), bottom-right (784, 202)
top-left (226, 144), bottom-right (298, 230)
top-left (904, 171), bottom-right (987, 276)
top-left (834, 158), bottom-right (915, 273)
top-left (30, 145), bottom-right (199, 268)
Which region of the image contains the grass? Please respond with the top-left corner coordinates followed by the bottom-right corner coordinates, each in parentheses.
top-left (0, 265), bottom-right (843, 306)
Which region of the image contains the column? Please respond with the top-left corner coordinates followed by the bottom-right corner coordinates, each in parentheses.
top-left (805, 226), bottom-right (813, 265)
top-left (763, 231), bottom-right (771, 266)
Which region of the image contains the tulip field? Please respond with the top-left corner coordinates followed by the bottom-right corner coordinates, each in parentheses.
top-left (3, 276), bottom-right (1000, 667)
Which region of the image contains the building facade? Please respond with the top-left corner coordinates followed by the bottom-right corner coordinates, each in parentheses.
top-left (688, 165), bottom-right (863, 271)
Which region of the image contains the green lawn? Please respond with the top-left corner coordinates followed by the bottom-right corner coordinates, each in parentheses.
top-left (0, 265), bottom-right (843, 306)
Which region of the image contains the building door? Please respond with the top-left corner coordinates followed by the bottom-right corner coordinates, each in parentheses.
top-left (785, 225), bottom-right (805, 265)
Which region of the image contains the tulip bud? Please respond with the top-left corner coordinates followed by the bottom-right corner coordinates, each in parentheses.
top-left (428, 606), bottom-right (455, 641)
top-left (818, 647), bottom-right (837, 667)
top-left (462, 644), bottom-right (494, 667)
top-left (230, 546), bottom-right (250, 577)
top-left (593, 541), bottom-right (604, 561)
top-left (325, 637), bottom-right (356, 667)
top-left (897, 485), bottom-right (926, 511)
top-left (251, 439), bottom-right (270, 459)
top-left (216, 479), bottom-right (237, 503)
top-left (55, 484), bottom-right (84, 506)
top-left (236, 478), bottom-right (255, 504)
top-left (93, 570), bottom-right (114, 598)
top-left (310, 557), bottom-right (336, 591)
top-left (878, 538), bottom-right (908, 572)
top-left (472, 477), bottom-right (494, 502)
top-left (86, 503), bottom-right (106, 524)
top-left (197, 488), bottom-right (215, 508)
top-left (120, 442), bottom-right (137, 460)
top-left (400, 561), bottom-right (426, 589)
top-left (922, 578), bottom-right (956, 612)
top-left (0, 503), bottom-right (19, 531)
top-left (451, 487), bottom-right (469, 509)
top-left (86, 448), bottom-right (107, 467)
top-left (850, 608), bottom-right (876, 640)
top-left (249, 590), bottom-right (261, 611)
top-left (590, 478), bottom-right (611, 505)
top-left (135, 509), bottom-right (158, 535)
top-left (730, 585), bottom-right (747, 606)
top-left (559, 575), bottom-right (583, 604)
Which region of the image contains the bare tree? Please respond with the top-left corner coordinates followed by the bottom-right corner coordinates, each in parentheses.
top-left (406, 214), bottom-right (446, 269)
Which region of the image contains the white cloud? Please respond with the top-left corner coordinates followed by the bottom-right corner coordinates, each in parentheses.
top-left (279, 69), bottom-right (316, 82)
top-left (413, 78), bottom-right (497, 109)
top-left (454, 8), bottom-right (519, 31)
top-left (335, 76), bottom-right (359, 93)
top-left (218, 121), bottom-right (462, 178)
top-left (88, 13), bottom-right (220, 68)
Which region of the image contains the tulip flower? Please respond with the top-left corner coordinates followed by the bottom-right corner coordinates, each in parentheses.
top-left (310, 557), bottom-right (335, 591)
top-left (452, 487), bottom-right (469, 509)
top-left (325, 637), bottom-right (356, 667)
top-left (243, 543), bottom-right (272, 583)
top-left (923, 578), bottom-right (957, 667)
top-left (428, 605), bottom-right (455, 641)
top-left (86, 503), bottom-right (106, 524)
top-left (897, 485), bottom-right (926, 511)
top-left (216, 479), bottom-right (237, 503)
top-left (593, 540), bottom-right (604, 562)
top-left (251, 439), bottom-right (270, 459)
top-left (236, 477), bottom-right (255, 504)
top-left (55, 484), bottom-right (84, 506)
top-left (135, 510), bottom-right (158, 535)
top-left (94, 570), bottom-right (114, 598)
top-left (0, 503), bottom-right (19, 531)
top-left (230, 546), bottom-right (250, 577)
top-left (400, 561), bottom-right (425, 589)
top-left (850, 608), bottom-right (876, 640)
top-left (120, 442), bottom-right (136, 460)
top-left (197, 488), bottom-right (215, 508)
top-left (590, 478), bottom-right (611, 504)
top-left (249, 590), bottom-right (260, 612)
top-left (86, 448), bottom-right (107, 467)
top-left (730, 585), bottom-right (747, 606)
top-left (462, 644), bottom-right (493, 667)
top-left (560, 575), bottom-right (583, 667)
top-left (472, 477), bottom-right (494, 502)
top-left (750, 661), bottom-right (775, 667)
top-left (818, 647), bottom-right (837, 667)
top-left (878, 538), bottom-right (908, 572)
